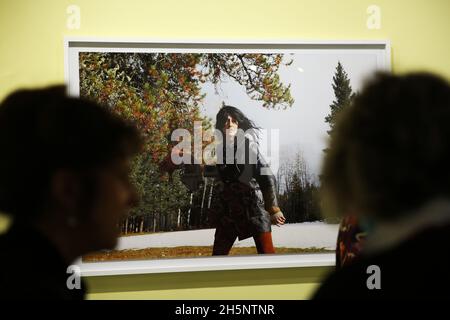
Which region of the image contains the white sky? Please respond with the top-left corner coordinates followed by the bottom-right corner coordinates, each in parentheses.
top-left (199, 52), bottom-right (381, 179)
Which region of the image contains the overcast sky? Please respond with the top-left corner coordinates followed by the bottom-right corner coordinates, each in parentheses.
top-left (199, 51), bottom-right (381, 179)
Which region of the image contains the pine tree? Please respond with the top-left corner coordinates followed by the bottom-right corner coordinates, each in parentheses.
top-left (325, 61), bottom-right (356, 135)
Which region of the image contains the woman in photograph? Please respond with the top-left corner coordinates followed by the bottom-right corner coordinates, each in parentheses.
top-left (209, 105), bottom-right (286, 255)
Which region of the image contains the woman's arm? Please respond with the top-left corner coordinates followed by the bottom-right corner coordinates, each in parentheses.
top-left (252, 144), bottom-right (286, 226)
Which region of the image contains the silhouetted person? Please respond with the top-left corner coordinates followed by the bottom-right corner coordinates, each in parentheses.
top-left (313, 73), bottom-right (450, 299)
top-left (0, 86), bottom-right (141, 299)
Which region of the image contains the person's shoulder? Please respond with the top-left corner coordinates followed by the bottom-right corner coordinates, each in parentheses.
top-left (314, 223), bottom-right (450, 300)
top-left (312, 261), bottom-right (370, 300)
top-left (0, 223), bottom-right (86, 300)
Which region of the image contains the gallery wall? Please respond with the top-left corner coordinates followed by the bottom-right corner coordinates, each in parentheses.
top-left (0, 0), bottom-right (449, 299)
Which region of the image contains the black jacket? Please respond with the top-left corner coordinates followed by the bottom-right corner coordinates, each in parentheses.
top-left (0, 222), bottom-right (86, 300)
top-left (210, 137), bottom-right (279, 240)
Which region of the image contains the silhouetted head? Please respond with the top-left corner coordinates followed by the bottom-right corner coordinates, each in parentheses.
top-left (321, 72), bottom-right (450, 221)
top-left (0, 86), bottom-right (142, 253)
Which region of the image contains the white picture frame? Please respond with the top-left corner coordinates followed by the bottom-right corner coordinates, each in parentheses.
top-left (65, 37), bottom-right (391, 276)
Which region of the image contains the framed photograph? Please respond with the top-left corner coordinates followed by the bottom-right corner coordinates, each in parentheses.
top-left (65, 38), bottom-right (390, 276)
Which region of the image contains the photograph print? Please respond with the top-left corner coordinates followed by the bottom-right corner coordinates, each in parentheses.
top-left (68, 41), bottom-right (389, 263)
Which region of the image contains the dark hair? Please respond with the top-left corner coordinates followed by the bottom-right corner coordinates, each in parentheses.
top-left (215, 105), bottom-right (260, 140)
top-left (0, 86), bottom-right (142, 219)
top-left (321, 72), bottom-right (450, 221)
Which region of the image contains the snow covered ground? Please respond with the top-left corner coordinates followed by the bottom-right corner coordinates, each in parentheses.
top-left (116, 222), bottom-right (339, 251)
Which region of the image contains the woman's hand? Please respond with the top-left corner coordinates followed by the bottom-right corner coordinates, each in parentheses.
top-left (270, 211), bottom-right (286, 227)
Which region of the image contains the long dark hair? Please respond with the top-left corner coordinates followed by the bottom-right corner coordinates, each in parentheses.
top-left (215, 105), bottom-right (260, 141)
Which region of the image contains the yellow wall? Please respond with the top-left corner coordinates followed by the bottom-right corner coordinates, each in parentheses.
top-left (85, 267), bottom-right (330, 300)
top-left (1, 0), bottom-right (449, 299)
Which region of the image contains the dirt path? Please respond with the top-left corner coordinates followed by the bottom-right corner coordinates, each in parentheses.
top-left (83, 246), bottom-right (333, 262)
